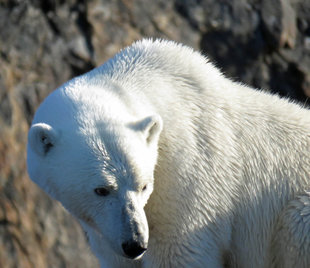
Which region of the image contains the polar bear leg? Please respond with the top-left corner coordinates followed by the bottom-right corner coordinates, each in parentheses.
top-left (271, 192), bottom-right (310, 268)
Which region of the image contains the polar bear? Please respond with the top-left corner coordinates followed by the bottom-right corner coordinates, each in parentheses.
top-left (27, 39), bottom-right (310, 268)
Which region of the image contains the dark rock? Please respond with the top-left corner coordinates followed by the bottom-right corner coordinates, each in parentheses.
top-left (261, 0), bottom-right (297, 49)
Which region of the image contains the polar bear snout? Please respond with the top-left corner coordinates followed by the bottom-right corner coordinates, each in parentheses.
top-left (122, 240), bottom-right (147, 259)
top-left (120, 191), bottom-right (149, 259)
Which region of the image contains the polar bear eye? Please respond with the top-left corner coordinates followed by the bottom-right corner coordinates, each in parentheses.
top-left (94, 187), bottom-right (110, 196)
top-left (142, 185), bottom-right (147, 191)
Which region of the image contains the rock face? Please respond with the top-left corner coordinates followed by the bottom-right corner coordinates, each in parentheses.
top-left (0, 0), bottom-right (309, 267)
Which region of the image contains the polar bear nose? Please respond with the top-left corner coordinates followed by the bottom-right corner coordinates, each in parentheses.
top-left (122, 241), bottom-right (147, 259)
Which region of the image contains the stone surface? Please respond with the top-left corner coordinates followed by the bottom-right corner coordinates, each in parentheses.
top-left (0, 0), bottom-right (309, 267)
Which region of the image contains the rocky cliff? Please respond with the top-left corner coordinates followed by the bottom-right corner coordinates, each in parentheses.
top-left (0, 0), bottom-right (309, 267)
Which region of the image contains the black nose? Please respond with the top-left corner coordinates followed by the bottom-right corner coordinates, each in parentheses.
top-left (122, 241), bottom-right (147, 259)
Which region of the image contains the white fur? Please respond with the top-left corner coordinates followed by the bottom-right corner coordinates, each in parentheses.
top-left (27, 39), bottom-right (310, 267)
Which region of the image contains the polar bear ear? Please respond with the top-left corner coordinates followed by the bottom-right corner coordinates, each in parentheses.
top-left (130, 115), bottom-right (163, 145)
top-left (28, 123), bottom-right (58, 156)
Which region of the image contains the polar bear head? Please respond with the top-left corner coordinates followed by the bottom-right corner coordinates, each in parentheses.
top-left (27, 81), bottom-right (162, 259)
